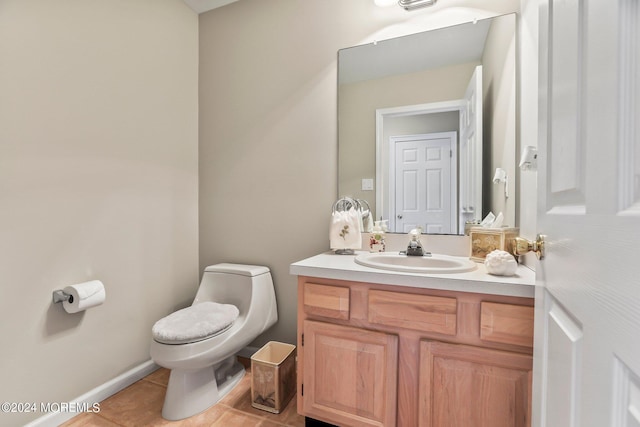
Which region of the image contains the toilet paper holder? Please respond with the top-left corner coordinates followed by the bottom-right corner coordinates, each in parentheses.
top-left (52, 290), bottom-right (73, 304)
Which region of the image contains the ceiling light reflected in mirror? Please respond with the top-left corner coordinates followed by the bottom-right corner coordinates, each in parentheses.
top-left (374, 0), bottom-right (438, 10)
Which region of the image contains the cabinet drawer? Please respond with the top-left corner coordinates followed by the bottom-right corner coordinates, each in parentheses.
top-left (303, 283), bottom-right (350, 320)
top-left (368, 290), bottom-right (457, 335)
top-left (480, 302), bottom-right (534, 348)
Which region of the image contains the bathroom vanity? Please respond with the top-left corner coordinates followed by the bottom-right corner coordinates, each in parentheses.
top-left (290, 252), bottom-right (535, 427)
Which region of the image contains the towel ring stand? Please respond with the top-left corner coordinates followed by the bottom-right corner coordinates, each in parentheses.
top-left (356, 199), bottom-right (370, 212)
top-left (332, 196), bottom-right (359, 213)
top-left (356, 199), bottom-right (373, 233)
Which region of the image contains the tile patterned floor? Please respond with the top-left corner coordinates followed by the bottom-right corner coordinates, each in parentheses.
top-left (60, 360), bottom-right (305, 427)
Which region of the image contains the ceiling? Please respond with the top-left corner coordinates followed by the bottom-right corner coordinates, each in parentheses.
top-left (338, 18), bottom-right (491, 84)
top-left (182, 0), bottom-right (238, 14)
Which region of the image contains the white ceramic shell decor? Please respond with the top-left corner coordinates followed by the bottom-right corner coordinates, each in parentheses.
top-left (484, 250), bottom-right (518, 276)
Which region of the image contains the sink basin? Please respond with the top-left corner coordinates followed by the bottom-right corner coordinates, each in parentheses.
top-left (355, 252), bottom-right (477, 274)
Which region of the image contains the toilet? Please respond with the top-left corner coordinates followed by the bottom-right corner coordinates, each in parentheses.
top-left (150, 263), bottom-right (277, 421)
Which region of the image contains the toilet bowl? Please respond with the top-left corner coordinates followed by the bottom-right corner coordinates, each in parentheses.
top-left (150, 263), bottom-right (277, 420)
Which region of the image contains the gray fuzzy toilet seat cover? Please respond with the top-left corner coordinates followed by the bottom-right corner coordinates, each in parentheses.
top-left (152, 301), bottom-right (239, 345)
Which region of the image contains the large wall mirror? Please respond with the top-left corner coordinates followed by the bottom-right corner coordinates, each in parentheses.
top-left (338, 13), bottom-right (516, 234)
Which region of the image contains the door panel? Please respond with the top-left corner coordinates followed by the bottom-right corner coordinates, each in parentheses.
top-left (303, 320), bottom-right (398, 427)
top-left (459, 65), bottom-right (482, 227)
top-left (419, 341), bottom-right (532, 427)
top-left (391, 132), bottom-right (456, 233)
top-left (618, 0), bottom-right (640, 213)
top-left (542, 296), bottom-right (583, 427)
top-left (612, 357), bottom-right (640, 427)
top-left (535, 0), bottom-right (640, 426)
top-left (548, 0), bottom-right (584, 203)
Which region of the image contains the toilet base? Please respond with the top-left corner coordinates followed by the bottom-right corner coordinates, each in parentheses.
top-left (161, 356), bottom-right (245, 421)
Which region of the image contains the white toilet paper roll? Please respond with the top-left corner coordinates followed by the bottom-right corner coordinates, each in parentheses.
top-left (62, 280), bottom-right (106, 313)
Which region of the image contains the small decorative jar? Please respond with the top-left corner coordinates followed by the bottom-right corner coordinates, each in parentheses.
top-left (369, 221), bottom-right (386, 252)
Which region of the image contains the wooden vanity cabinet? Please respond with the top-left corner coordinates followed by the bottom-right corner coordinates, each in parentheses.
top-left (419, 341), bottom-right (532, 427)
top-left (297, 277), bottom-right (534, 427)
top-left (302, 320), bottom-right (398, 426)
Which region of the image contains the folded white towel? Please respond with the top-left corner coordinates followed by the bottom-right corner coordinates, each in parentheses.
top-left (152, 301), bottom-right (239, 344)
top-left (330, 207), bottom-right (362, 250)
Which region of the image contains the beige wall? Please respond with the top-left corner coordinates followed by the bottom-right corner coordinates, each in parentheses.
top-left (0, 1), bottom-right (537, 422)
top-left (199, 0), bottom-right (521, 348)
top-left (518, 0), bottom-right (540, 267)
top-left (0, 1), bottom-right (198, 424)
top-left (482, 14), bottom-right (517, 225)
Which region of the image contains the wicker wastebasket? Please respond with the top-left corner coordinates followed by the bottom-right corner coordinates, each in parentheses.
top-left (250, 341), bottom-right (296, 413)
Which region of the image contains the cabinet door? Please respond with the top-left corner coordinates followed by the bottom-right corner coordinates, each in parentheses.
top-left (303, 320), bottom-right (398, 427)
top-left (419, 341), bottom-right (532, 427)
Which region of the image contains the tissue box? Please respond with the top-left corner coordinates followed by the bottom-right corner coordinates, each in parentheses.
top-left (469, 227), bottom-right (519, 261)
top-left (251, 342), bottom-right (296, 414)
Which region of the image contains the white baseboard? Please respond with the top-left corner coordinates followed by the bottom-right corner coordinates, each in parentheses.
top-left (24, 345), bottom-right (264, 427)
top-left (24, 360), bottom-right (159, 427)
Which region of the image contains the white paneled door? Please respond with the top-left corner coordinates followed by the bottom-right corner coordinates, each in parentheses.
top-left (459, 65), bottom-right (483, 229)
top-left (535, 0), bottom-right (640, 426)
top-left (390, 132), bottom-right (457, 234)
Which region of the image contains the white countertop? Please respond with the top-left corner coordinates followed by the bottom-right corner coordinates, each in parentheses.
top-left (290, 251), bottom-right (535, 298)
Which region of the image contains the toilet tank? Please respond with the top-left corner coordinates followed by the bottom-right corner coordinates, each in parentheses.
top-left (193, 263), bottom-right (274, 317)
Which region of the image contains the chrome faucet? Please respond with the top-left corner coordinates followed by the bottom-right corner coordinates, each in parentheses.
top-left (406, 228), bottom-right (425, 256)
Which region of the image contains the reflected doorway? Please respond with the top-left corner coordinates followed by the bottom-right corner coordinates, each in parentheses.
top-left (375, 65), bottom-right (483, 234)
top-left (390, 132), bottom-right (457, 233)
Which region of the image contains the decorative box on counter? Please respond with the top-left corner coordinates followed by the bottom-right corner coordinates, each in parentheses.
top-left (469, 227), bottom-right (519, 261)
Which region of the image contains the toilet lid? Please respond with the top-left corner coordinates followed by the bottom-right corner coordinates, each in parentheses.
top-left (152, 301), bottom-right (239, 345)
